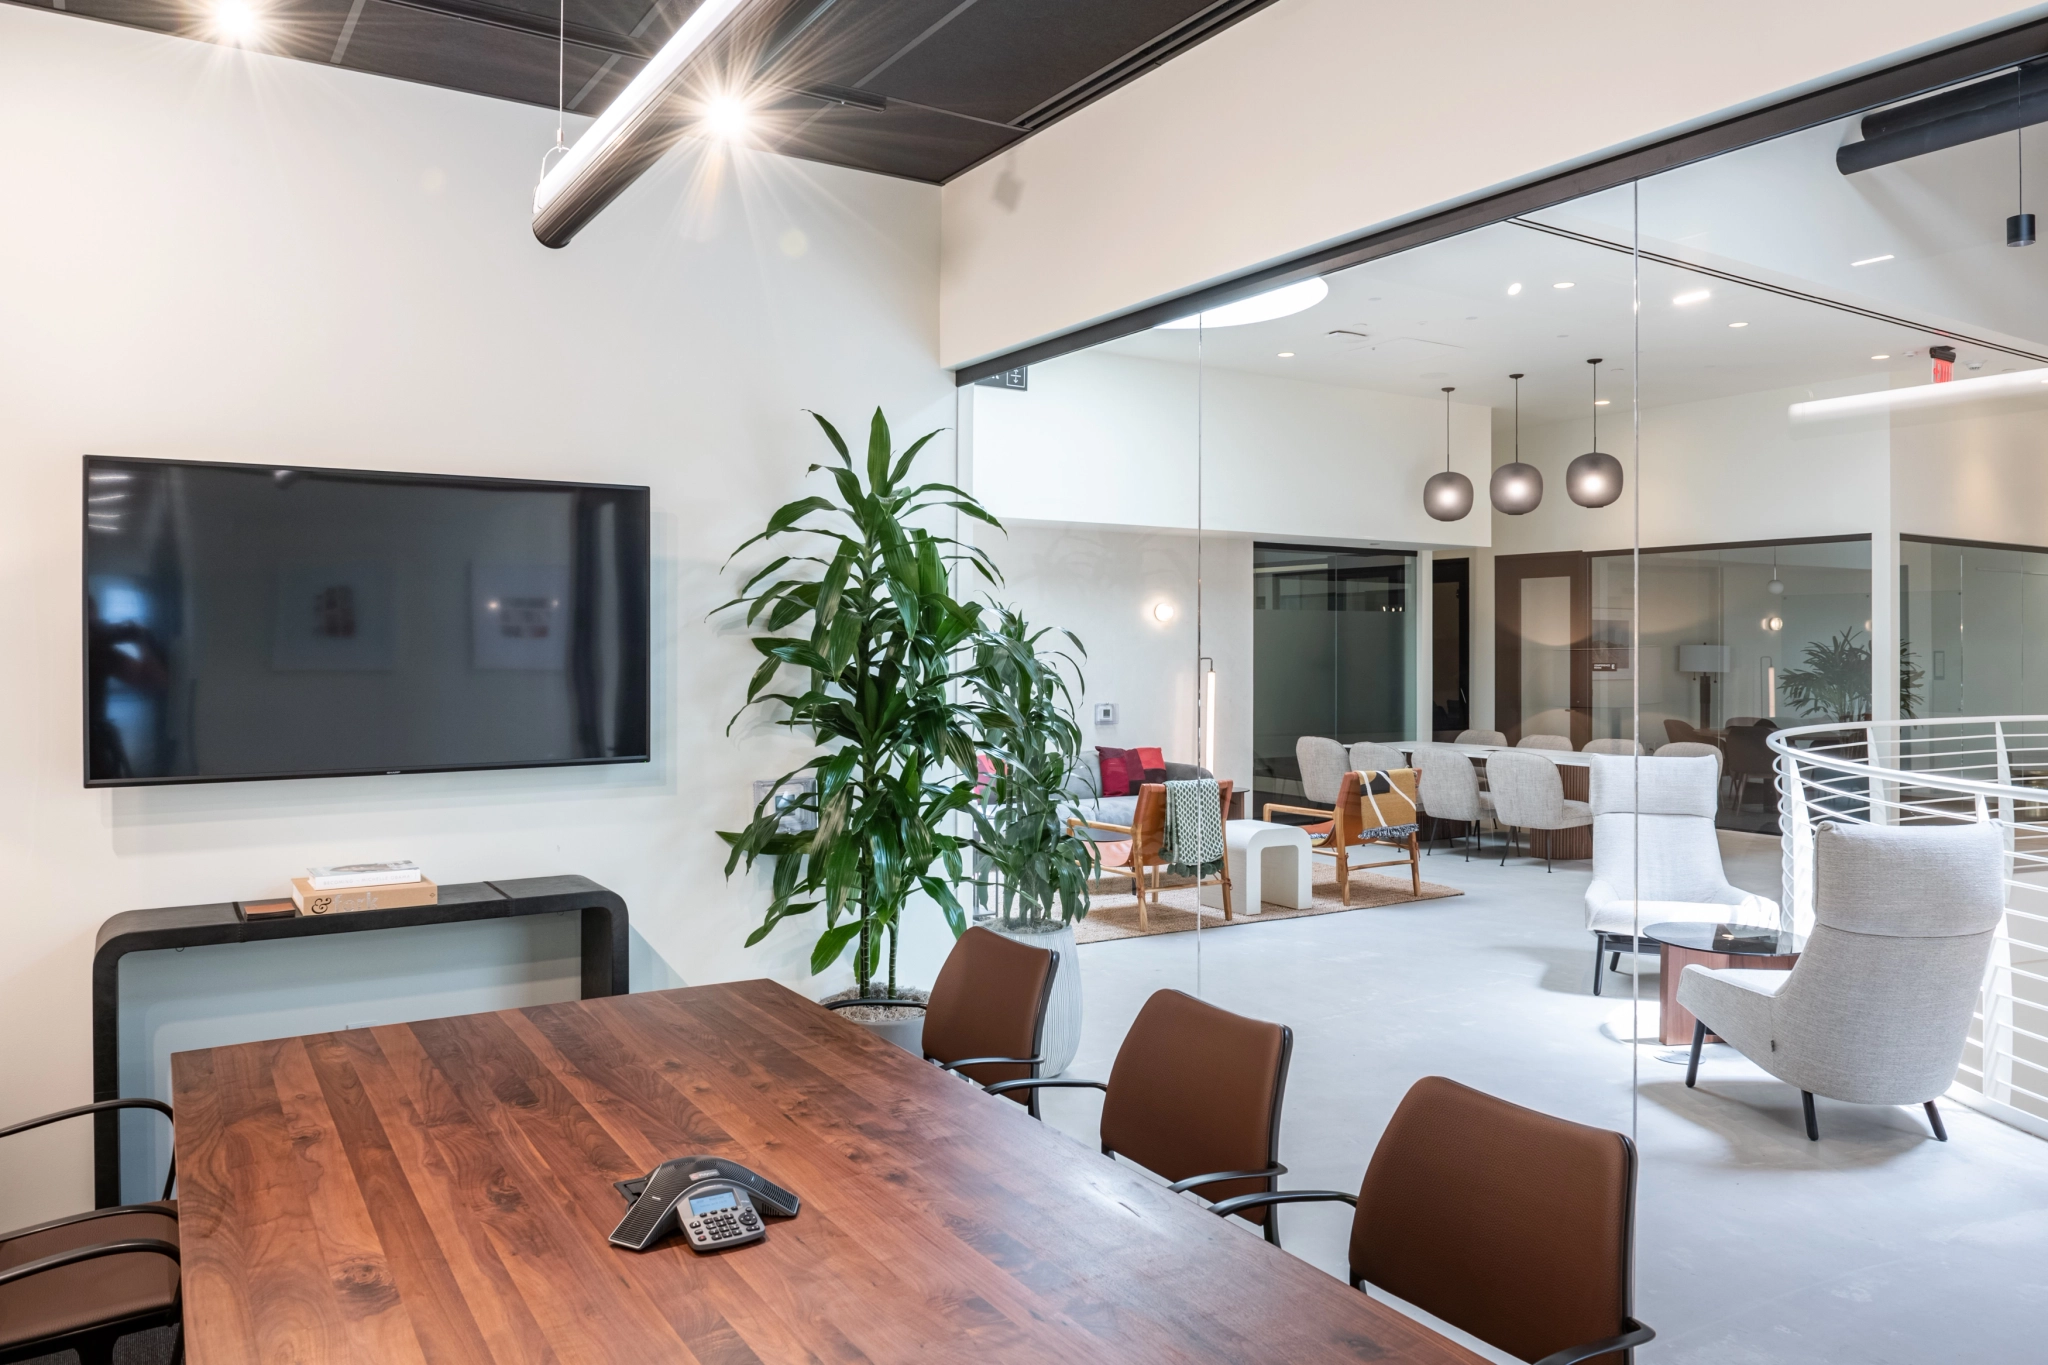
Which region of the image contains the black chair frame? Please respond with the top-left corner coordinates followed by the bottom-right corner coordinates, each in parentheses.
top-left (1209, 1135), bottom-right (1655, 1364)
top-left (826, 947), bottom-right (1062, 1119)
top-left (0, 1099), bottom-right (183, 1365)
top-left (1683, 1016), bottom-right (1948, 1143)
top-left (1590, 932), bottom-right (1660, 997)
top-left (988, 1023), bottom-right (1295, 1245)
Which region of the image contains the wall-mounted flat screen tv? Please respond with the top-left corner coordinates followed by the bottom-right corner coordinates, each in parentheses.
top-left (84, 456), bottom-right (651, 786)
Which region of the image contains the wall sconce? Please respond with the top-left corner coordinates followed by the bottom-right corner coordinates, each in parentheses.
top-left (1152, 601), bottom-right (1176, 623)
top-left (1760, 614), bottom-right (1783, 632)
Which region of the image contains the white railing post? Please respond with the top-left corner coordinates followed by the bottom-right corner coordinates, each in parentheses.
top-left (1779, 751), bottom-right (1814, 937)
top-left (1982, 722), bottom-right (2018, 1108)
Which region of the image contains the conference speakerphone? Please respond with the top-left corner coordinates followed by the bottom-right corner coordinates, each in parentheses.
top-left (608, 1155), bottom-right (799, 1253)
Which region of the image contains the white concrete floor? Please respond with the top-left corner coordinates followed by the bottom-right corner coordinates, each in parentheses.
top-left (1040, 831), bottom-right (2048, 1363)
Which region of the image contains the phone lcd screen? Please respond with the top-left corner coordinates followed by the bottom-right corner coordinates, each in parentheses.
top-left (688, 1190), bottom-right (737, 1215)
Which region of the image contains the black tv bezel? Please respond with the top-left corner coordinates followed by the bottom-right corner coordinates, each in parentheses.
top-left (82, 454), bottom-right (654, 788)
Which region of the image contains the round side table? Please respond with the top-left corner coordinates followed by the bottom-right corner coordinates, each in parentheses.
top-left (1641, 921), bottom-right (1805, 1046)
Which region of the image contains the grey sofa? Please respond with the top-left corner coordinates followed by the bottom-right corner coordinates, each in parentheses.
top-left (1678, 820), bottom-right (2005, 1141)
top-left (1063, 752), bottom-right (1213, 839)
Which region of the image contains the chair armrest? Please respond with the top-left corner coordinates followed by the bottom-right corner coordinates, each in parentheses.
top-left (0, 1238), bottom-right (180, 1289)
top-left (1, 1098), bottom-right (177, 1202)
top-left (936, 1056), bottom-right (1042, 1074)
top-left (1532, 1319), bottom-right (1655, 1365)
top-left (1207, 1188), bottom-right (1359, 1218)
top-left (1261, 803), bottom-right (1330, 822)
top-left (1069, 818), bottom-right (1134, 836)
top-left (1165, 1165), bottom-right (1287, 1195)
top-left (0, 1097), bottom-right (172, 1142)
top-left (983, 1078), bottom-right (1107, 1098)
top-left (823, 998), bottom-right (928, 1012)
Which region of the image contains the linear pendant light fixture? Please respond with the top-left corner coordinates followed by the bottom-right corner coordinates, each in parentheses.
top-left (1424, 386), bottom-right (1473, 521)
top-left (1490, 372), bottom-right (1542, 514)
top-left (532, 0), bottom-right (756, 248)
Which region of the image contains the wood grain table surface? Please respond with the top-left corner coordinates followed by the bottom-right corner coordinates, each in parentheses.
top-left (170, 980), bottom-right (1486, 1364)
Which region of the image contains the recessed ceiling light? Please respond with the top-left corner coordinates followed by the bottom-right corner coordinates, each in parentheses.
top-left (1157, 278), bottom-right (1330, 330)
top-left (1871, 354), bottom-right (1890, 360)
top-left (214, 0), bottom-right (261, 41)
top-left (1553, 282), bottom-right (1575, 290)
top-left (1507, 283), bottom-right (1523, 295)
top-left (1729, 321), bottom-right (1749, 328)
top-left (1851, 254), bottom-right (1895, 267)
top-left (1672, 289), bottom-right (1712, 306)
top-left (1277, 351), bottom-right (1294, 357)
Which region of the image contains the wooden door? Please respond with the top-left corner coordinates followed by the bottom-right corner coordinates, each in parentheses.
top-left (1496, 552), bottom-right (1592, 749)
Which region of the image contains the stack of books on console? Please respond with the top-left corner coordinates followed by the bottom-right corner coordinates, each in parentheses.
top-left (291, 860), bottom-right (439, 916)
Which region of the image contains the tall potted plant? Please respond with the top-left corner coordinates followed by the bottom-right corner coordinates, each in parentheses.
top-left (964, 605), bottom-right (1098, 1073)
top-left (719, 410), bottom-right (1000, 1041)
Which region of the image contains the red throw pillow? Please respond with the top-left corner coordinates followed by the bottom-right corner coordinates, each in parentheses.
top-left (1135, 746), bottom-right (1167, 786)
top-left (1096, 746), bottom-right (1138, 796)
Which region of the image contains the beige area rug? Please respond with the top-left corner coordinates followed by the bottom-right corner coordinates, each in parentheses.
top-left (1073, 861), bottom-right (1463, 944)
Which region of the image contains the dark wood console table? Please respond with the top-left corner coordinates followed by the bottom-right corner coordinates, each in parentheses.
top-left (92, 874), bottom-right (629, 1206)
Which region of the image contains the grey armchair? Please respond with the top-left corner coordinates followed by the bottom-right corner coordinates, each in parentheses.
top-left (1488, 750), bottom-right (1591, 872)
top-left (1273, 736), bottom-right (1349, 822)
top-left (1678, 820), bottom-right (2006, 1141)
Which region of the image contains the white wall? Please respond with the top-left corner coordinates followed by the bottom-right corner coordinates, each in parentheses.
top-left (0, 8), bottom-right (951, 1223)
top-left (969, 351), bottom-right (1491, 546)
top-left (989, 524), bottom-right (1254, 794)
top-left (940, 0), bottom-right (2047, 367)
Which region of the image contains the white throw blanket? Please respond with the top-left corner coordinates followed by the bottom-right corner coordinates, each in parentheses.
top-left (1165, 778), bottom-right (1224, 876)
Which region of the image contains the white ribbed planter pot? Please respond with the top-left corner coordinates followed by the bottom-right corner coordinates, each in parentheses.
top-left (820, 987), bottom-right (926, 1056)
top-left (987, 920), bottom-right (1082, 1077)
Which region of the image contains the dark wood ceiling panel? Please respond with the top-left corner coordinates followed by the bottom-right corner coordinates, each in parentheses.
top-left (18, 0), bottom-right (1277, 182)
top-left (874, 0), bottom-right (1231, 125)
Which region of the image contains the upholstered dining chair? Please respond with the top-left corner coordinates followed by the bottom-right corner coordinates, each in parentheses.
top-left (0, 1099), bottom-right (182, 1365)
top-left (1067, 782), bottom-right (1234, 931)
top-left (1488, 750), bottom-right (1591, 872)
top-left (1456, 729), bottom-right (1508, 746)
top-left (989, 989), bottom-right (1295, 1245)
top-left (1413, 745), bottom-right (1492, 860)
top-left (1663, 718), bottom-right (1708, 747)
top-left (1265, 769), bottom-right (1422, 902)
top-left (829, 925), bottom-right (1060, 1117)
top-left (1582, 754), bottom-right (1777, 996)
top-left (1581, 738), bottom-right (1645, 756)
top-left (1348, 742), bottom-right (1407, 777)
top-left (1680, 820), bottom-right (2005, 1142)
top-left (1208, 1076), bottom-right (1655, 1365)
top-left (1722, 721), bottom-right (1777, 811)
top-left (1655, 740), bottom-right (1722, 767)
top-left (1288, 736), bottom-right (1349, 814)
top-left (1517, 734), bottom-right (1574, 752)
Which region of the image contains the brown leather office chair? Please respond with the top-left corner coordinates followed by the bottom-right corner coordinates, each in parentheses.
top-left (827, 925), bottom-right (1060, 1117)
top-left (990, 988), bottom-right (1293, 1244)
top-left (1212, 1076), bottom-right (1654, 1364)
top-left (0, 1098), bottom-right (182, 1365)
top-left (1069, 781), bottom-right (1234, 930)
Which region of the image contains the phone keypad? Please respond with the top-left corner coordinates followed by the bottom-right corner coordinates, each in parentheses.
top-left (684, 1189), bottom-right (764, 1251)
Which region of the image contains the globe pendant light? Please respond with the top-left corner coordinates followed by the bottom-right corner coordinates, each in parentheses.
top-left (1566, 357), bottom-right (1624, 508)
top-left (1490, 372), bottom-right (1542, 514)
top-left (1424, 386), bottom-right (1473, 521)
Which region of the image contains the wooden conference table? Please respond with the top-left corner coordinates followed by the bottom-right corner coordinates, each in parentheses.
top-left (171, 980), bottom-right (1484, 1363)
top-left (1398, 741), bottom-right (1594, 860)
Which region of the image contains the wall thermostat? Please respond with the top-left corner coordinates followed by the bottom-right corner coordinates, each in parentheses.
top-left (1094, 703), bottom-right (1118, 725)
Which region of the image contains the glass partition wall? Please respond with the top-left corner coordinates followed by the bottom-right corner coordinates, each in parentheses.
top-left (962, 45), bottom-right (2048, 1355)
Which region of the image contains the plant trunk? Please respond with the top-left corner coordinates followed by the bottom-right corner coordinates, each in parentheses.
top-left (886, 920), bottom-right (898, 999)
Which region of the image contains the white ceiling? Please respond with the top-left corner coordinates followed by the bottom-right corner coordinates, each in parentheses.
top-left (1098, 91), bottom-right (2048, 427)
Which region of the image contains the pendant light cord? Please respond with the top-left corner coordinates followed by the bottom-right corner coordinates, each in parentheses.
top-left (1442, 387), bottom-right (1454, 470)
top-left (541, 0), bottom-right (568, 177)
